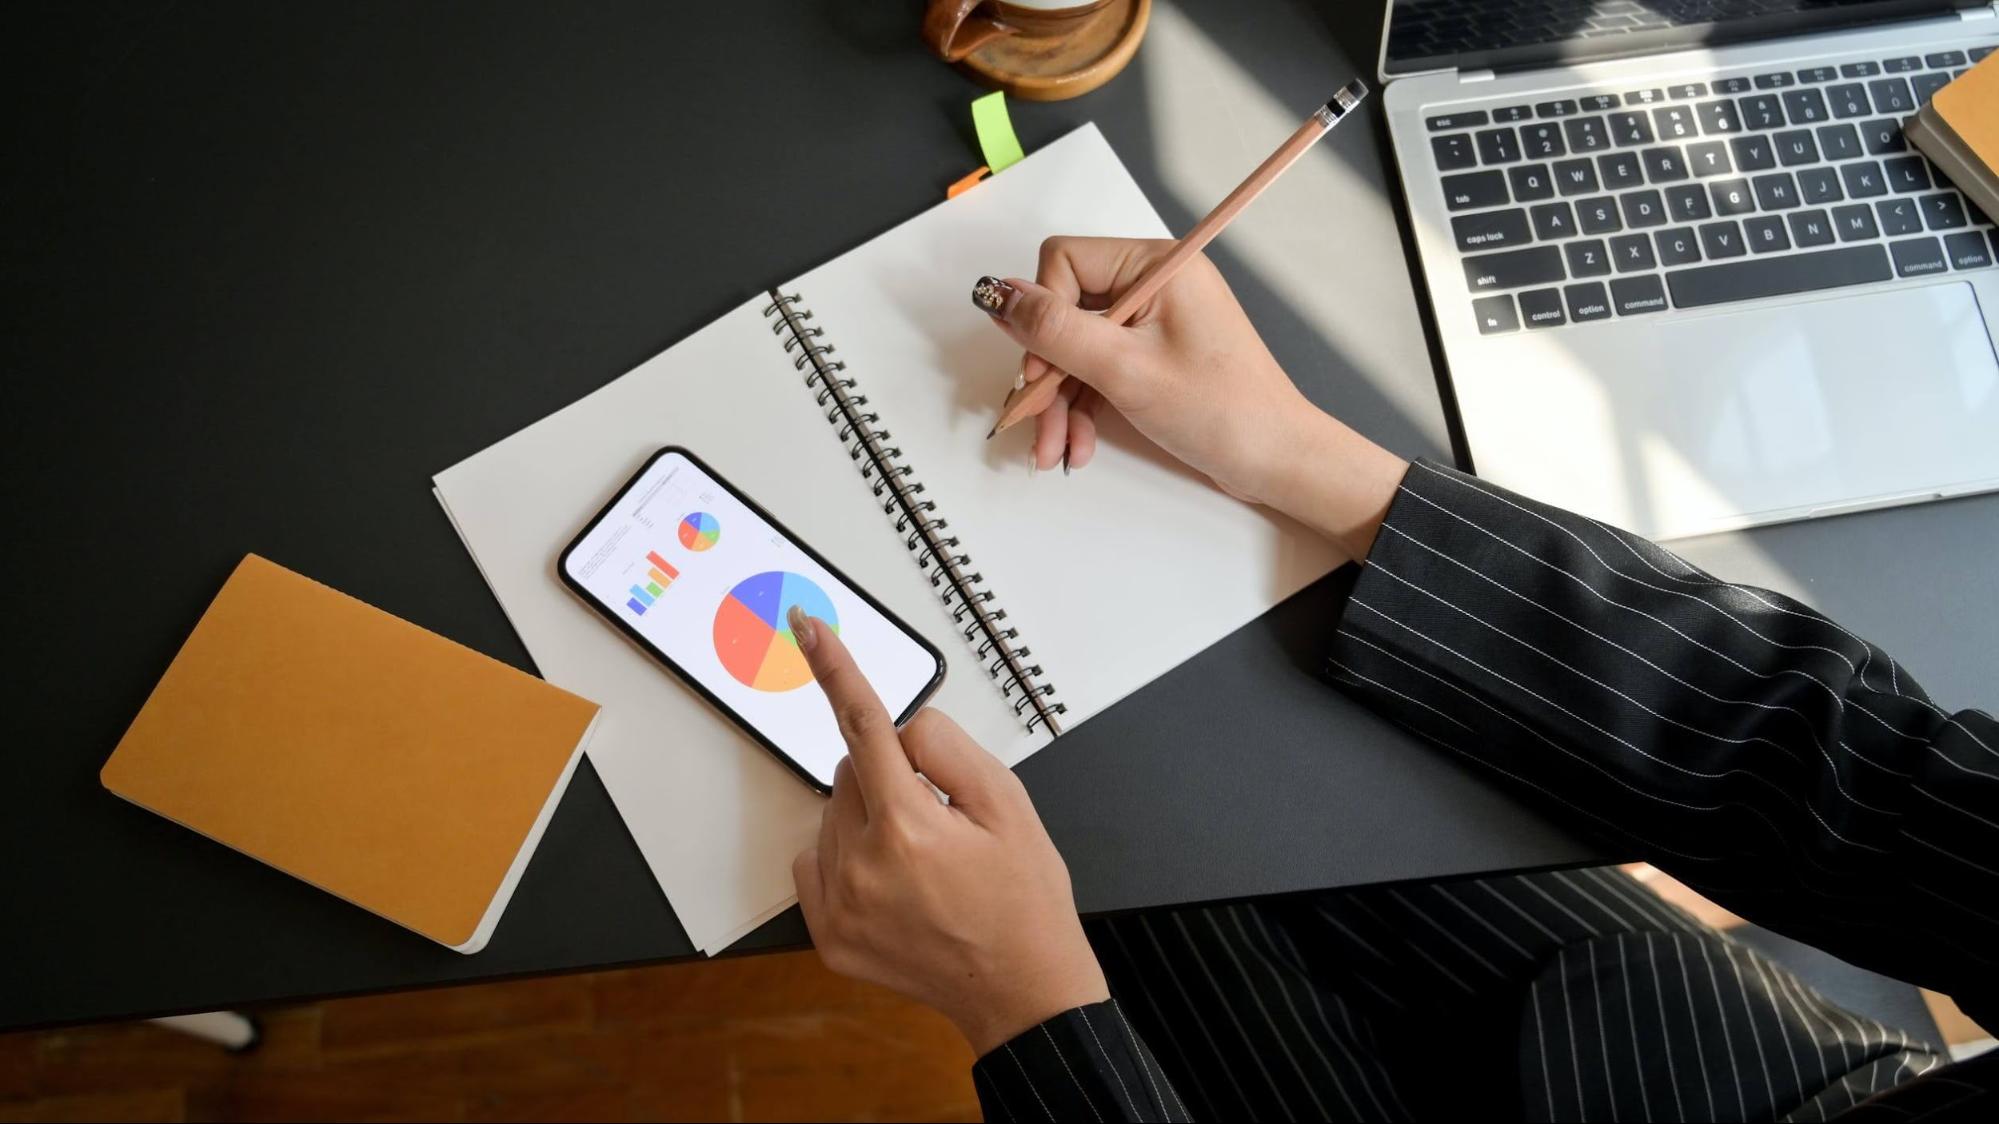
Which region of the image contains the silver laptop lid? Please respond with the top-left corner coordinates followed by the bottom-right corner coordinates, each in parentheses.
top-left (1378, 0), bottom-right (1986, 79)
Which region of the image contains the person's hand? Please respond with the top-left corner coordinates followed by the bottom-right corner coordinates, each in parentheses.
top-left (786, 605), bottom-right (1108, 1056)
top-left (980, 236), bottom-right (1407, 563)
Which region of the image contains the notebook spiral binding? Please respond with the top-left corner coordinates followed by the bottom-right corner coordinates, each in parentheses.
top-left (763, 290), bottom-right (1066, 736)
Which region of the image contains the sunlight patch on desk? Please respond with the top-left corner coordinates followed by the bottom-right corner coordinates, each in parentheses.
top-left (1141, 2), bottom-right (1443, 431)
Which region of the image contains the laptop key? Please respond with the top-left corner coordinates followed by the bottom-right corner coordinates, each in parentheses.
top-left (1427, 110), bottom-right (1489, 131)
top-left (1554, 157), bottom-right (1601, 195)
top-left (1563, 117), bottom-right (1610, 153)
top-left (1832, 203), bottom-right (1880, 241)
top-left (1518, 287), bottom-right (1567, 328)
top-left (1745, 215), bottom-right (1792, 253)
top-left (1452, 208), bottom-right (1533, 251)
top-left (1463, 246), bottom-right (1566, 292)
top-left (1922, 192), bottom-right (1968, 230)
top-left (1788, 208), bottom-right (1836, 247)
top-left (1840, 61), bottom-right (1881, 78)
top-left (1477, 127), bottom-right (1522, 164)
top-left (1471, 294), bottom-right (1519, 334)
top-left (1738, 94), bottom-right (1785, 129)
top-left (1655, 227), bottom-right (1702, 266)
top-left (1598, 151), bottom-right (1644, 190)
top-left (1620, 189), bottom-right (1668, 228)
top-left (1773, 130), bottom-right (1820, 167)
top-left (1924, 50), bottom-right (1967, 69)
top-left (1699, 220), bottom-right (1747, 259)
top-left (1642, 147), bottom-right (1688, 182)
top-left (1815, 123), bottom-right (1862, 161)
top-left (1881, 56), bottom-right (1921, 74)
top-left (1651, 106), bottom-right (1697, 141)
top-left (1624, 89), bottom-right (1667, 106)
top-left (1867, 77), bottom-right (1914, 114)
top-left (1522, 123), bottom-right (1566, 159)
top-left (1667, 245), bottom-right (1893, 308)
top-left (1797, 167), bottom-right (1843, 205)
top-left (1840, 161), bottom-right (1886, 199)
top-left (1729, 135), bottom-right (1775, 171)
top-left (1668, 82), bottom-right (1708, 100)
top-left (1696, 100), bottom-right (1742, 135)
top-left (1577, 196), bottom-right (1623, 234)
top-left (1751, 71), bottom-right (1794, 89)
top-left (1686, 140), bottom-right (1733, 176)
top-left (1781, 88), bottom-right (1827, 125)
top-left (1442, 170), bottom-right (1509, 211)
top-left (1565, 239), bottom-right (1612, 278)
top-left (1876, 198), bottom-right (1922, 236)
top-left (1433, 134), bottom-right (1478, 171)
top-left (1714, 76), bottom-right (1752, 95)
top-left (1535, 99), bottom-right (1579, 119)
top-left (1860, 118), bottom-right (1904, 155)
top-left (1972, 47), bottom-right (1994, 63)
top-left (1945, 231), bottom-right (1993, 269)
top-left (1508, 163), bottom-right (1555, 201)
top-left (1665, 183), bottom-right (1712, 222)
top-left (1611, 233), bottom-right (1656, 272)
top-left (1889, 236), bottom-right (1949, 277)
top-left (1710, 178), bottom-right (1755, 216)
top-left (1795, 66), bottom-right (1838, 84)
top-left (1885, 156), bottom-right (1930, 193)
top-left (1752, 172), bottom-right (1800, 211)
top-left (1530, 201), bottom-right (1578, 240)
top-left (1912, 72), bottom-right (1952, 104)
top-left (1827, 83), bottom-right (1871, 118)
top-left (1610, 274), bottom-right (1668, 315)
top-left (1581, 94), bottom-right (1620, 112)
top-left (1564, 282), bottom-right (1614, 322)
top-left (1608, 111), bottom-right (1654, 146)
top-left (1494, 105), bottom-right (1533, 123)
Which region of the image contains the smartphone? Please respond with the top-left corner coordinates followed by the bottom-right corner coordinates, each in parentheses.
top-left (558, 447), bottom-right (946, 793)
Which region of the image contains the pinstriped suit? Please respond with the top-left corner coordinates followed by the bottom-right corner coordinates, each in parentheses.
top-left (973, 460), bottom-right (1998, 1122)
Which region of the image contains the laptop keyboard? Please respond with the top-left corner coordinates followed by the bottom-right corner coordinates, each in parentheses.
top-left (1428, 45), bottom-right (1998, 335)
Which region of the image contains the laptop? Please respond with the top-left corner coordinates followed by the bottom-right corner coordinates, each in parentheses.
top-left (1379, 1), bottom-right (1999, 540)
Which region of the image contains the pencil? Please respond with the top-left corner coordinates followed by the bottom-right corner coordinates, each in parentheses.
top-left (989, 79), bottom-right (1369, 440)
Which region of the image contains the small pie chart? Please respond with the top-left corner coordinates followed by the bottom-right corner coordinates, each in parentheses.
top-left (678, 512), bottom-right (720, 551)
top-left (713, 571), bottom-right (837, 692)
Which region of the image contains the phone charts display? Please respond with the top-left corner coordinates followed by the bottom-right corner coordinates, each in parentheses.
top-left (712, 571), bottom-right (837, 692)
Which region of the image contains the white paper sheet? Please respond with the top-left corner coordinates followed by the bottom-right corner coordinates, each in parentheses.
top-left (433, 126), bottom-right (1341, 952)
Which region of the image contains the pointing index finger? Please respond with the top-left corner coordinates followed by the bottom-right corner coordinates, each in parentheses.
top-left (789, 605), bottom-right (918, 811)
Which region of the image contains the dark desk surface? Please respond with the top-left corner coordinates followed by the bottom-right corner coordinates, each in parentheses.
top-left (13, 1), bottom-right (1987, 1033)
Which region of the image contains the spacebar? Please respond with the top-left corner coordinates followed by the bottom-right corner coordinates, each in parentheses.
top-left (1667, 245), bottom-right (1893, 309)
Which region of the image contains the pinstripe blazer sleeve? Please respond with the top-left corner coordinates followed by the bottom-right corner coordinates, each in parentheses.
top-left (1325, 458), bottom-right (1999, 1029)
top-left (971, 999), bottom-right (1186, 1122)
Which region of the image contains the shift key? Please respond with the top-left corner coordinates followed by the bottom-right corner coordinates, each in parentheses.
top-left (1463, 246), bottom-right (1566, 292)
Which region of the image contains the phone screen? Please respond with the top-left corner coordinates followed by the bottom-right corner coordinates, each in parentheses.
top-left (559, 448), bottom-right (945, 791)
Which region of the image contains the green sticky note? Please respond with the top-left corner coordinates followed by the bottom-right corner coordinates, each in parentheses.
top-left (971, 91), bottom-right (1025, 174)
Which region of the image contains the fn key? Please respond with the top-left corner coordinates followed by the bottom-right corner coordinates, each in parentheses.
top-left (1473, 294), bottom-right (1519, 334)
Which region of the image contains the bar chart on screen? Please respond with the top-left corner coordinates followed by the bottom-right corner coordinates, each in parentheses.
top-left (626, 551), bottom-right (680, 616)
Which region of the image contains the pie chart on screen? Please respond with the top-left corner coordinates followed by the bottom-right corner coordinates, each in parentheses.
top-left (713, 571), bottom-right (838, 692)
top-left (678, 512), bottom-right (720, 551)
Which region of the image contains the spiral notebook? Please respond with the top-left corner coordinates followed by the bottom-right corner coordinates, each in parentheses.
top-left (433, 125), bottom-right (1341, 952)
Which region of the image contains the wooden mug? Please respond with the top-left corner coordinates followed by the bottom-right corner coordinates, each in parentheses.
top-left (922, 0), bottom-right (1115, 63)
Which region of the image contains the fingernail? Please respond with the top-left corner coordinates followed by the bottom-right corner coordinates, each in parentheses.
top-left (971, 275), bottom-right (1018, 316)
top-left (1013, 360), bottom-right (1026, 390)
top-left (787, 605), bottom-right (816, 651)
top-left (1028, 450), bottom-right (1038, 479)
top-left (1062, 448), bottom-right (1071, 476)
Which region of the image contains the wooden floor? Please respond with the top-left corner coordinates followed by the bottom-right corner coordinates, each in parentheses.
top-left (3, 870), bottom-right (1985, 1122)
top-left (0, 953), bottom-right (978, 1123)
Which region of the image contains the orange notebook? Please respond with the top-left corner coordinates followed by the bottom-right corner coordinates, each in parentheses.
top-left (102, 555), bottom-right (601, 953)
top-left (1907, 51), bottom-right (1999, 231)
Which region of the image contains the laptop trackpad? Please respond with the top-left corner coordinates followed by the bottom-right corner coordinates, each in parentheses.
top-left (1649, 281), bottom-right (1999, 517)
